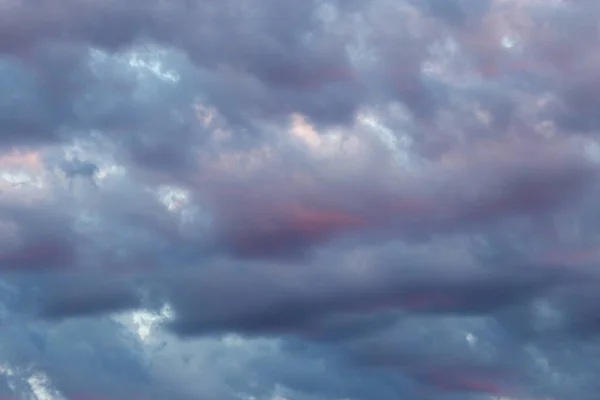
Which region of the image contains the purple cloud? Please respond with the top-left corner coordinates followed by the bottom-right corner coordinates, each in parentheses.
top-left (0, 0), bottom-right (600, 399)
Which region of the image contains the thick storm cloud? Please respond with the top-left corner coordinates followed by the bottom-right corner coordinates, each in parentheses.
top-left (1, 0), bottom-right (600, 399)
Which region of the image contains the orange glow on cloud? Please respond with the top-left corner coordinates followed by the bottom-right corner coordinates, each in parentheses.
top-left (0, 150), bottom-right (41, 169)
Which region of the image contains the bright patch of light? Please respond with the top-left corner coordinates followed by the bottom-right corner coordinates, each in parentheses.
top-left (61, 141), bottom-right (126, 182)
top-left (0, 171), bottom-right (42, 188)
top-left (132, 311), bottom-right (159, 342)
top-left (95, 164), bottom-right (126, 180)
top-left (465, 332), bottom-right (478, 347)
top-left (0, 364), bottom-right (62, 399)
top-left (501, 36), bottom-right (515, 48)
top-left (0, 364), bottom-right (18, 397)
top-left (90, 47), bottom-right (181, 82)
top-left (288, 113), bottom-right (360, 157)
top-left (154, 185), bottom-right (189, 212)
top-left (129, 304), bottom-right (173, 342)
top-left (0, 363), bottom-right (15, 377)
top-left (127, 52), bottom-right (180, 82)
top-left (28, 372), bottom-right (65, 400)
top-left (357, 112), bottom-right (412, 164)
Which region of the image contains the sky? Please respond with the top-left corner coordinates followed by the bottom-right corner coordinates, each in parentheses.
top-left (2, 0), bottom-right (600, 399)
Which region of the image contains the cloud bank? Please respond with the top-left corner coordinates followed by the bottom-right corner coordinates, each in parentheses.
top-left (1, 0), bottom-right (600, 399)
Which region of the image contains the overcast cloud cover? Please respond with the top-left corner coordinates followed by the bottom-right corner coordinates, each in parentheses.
top-left (2, 0), bottom-right (600, 399)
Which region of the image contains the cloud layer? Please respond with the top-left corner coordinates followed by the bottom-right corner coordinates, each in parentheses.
top-left (1, 0), bottom-right (600, 399)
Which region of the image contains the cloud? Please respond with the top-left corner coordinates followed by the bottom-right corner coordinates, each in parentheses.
top-left (36, 274), bottom-right (142, 320)
top-left (1, 0), bottom-right (600, 399)
top-left (158, 241), bottom-right (600, 352)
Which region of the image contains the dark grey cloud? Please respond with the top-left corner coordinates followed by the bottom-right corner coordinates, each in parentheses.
top-left (36, 275), bottom-right (142, 320)
top-left (158, 246), bottom-right (599, 344)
